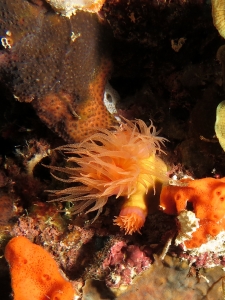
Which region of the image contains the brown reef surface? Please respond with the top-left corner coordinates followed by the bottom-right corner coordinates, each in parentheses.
top-left (0, 0), bottom-right (115, 143)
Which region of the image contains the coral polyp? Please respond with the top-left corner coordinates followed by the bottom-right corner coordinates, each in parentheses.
top-left (47, 118), bottom-right (168, 233)
top-left (114, 206), bottom-right (147, 235)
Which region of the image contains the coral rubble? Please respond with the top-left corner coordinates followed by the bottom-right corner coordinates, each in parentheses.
top-left (102, 240), bottom-right (152, 288)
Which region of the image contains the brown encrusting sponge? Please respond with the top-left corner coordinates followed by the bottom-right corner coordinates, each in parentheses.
top-left (33, 58), bottom-right (116, 142)
top-left (0, 0), bottom-right (115, 142)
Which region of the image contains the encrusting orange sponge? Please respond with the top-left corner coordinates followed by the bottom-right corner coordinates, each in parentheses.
top-left (5, 236), bottom-right (76, 300)
top-left (160, 177), bottom-right (225, 249)
top-left (48, 118), bottom-right (168, 234)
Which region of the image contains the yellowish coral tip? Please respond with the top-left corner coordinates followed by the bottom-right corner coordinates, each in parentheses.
top-left (212, 0), bottom-right (225, 39)
top-left (114, 206), bottom-right (147, 235)
top-left (215, 100), bottom-right (225, 151)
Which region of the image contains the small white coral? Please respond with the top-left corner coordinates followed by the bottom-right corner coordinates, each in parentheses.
top-left (175, 210), bottom-right (199, 247)
top-left (46, 0), bottom-right (105, 17)
top-left (103, 82), bottom-right (120, 118)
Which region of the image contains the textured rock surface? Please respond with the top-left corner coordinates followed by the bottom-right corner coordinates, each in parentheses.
top-left (0, 0), bottom-right (115, 142)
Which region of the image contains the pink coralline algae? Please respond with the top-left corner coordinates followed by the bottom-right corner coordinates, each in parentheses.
top-left (102, 241), bottom-right (152, 288)
top-left (180, 251), bottom-right (225, 269)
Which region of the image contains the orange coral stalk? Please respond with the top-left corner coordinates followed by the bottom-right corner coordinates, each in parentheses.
top-left (48, 118), bottom-right (168, 233)
top-left (114, 155), bottom-right (167, 234)
top-left (5, 236), bottom-right (76, 300)
top-left (114, 180), bottom-right (148, 234)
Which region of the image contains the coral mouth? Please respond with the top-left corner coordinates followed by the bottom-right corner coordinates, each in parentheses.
top-left (114, 206), bottom-right (147, 235)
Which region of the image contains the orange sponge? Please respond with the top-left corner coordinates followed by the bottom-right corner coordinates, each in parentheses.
top-left (160, 177), bottom-right (225, 220)
top-left (160, 177), bottom-right (225, 248)
top-left (5, 236), bottom-right (76, 300)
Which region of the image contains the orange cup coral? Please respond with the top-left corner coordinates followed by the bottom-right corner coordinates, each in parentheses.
top-left (160, 177), bottom-right (225, 249)
top-left (48, 118), bottom-right (168, 234)
top-left (5, 236), bottom-right (76, 300)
